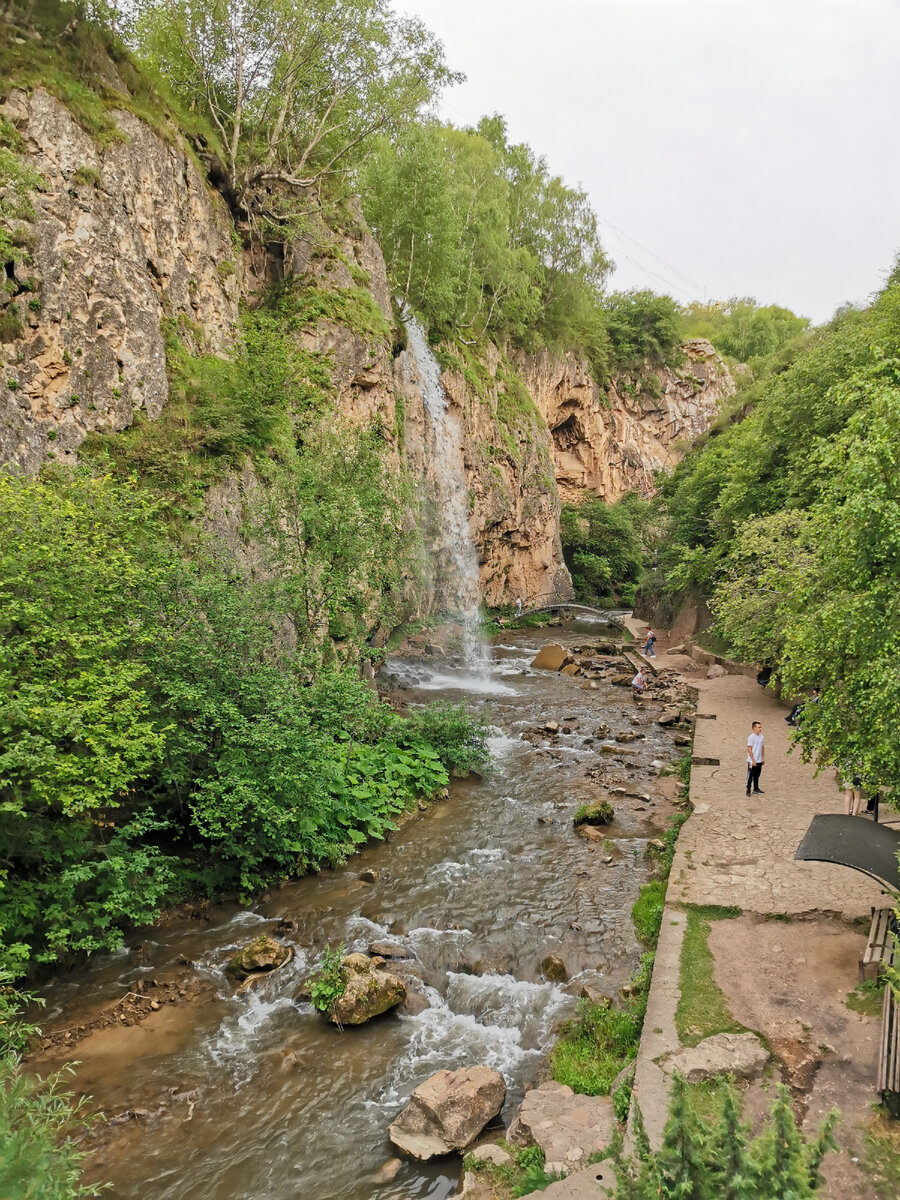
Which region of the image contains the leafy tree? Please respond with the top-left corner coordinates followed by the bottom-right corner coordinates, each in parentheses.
top-left (658, 267), bottom-right (900, 803)
top-left (681, 297), bottom-right (809, 366)
top-left (602, 289), bottom-right (683, 371)
top-left (560, 495), bottom-right (644, 605)
top-left (130, 0), bottom-right (459, 209)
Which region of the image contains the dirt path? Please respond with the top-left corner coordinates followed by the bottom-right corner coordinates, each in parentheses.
top-left (625, 618), bottom-right (893, 1198)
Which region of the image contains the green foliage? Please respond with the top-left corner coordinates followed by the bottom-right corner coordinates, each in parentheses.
top-left (681, 296), bottom-right (810, 367)
top-left (308, 944), bottom-right (346, 1014)
top-left (130, 0), bottom-right (459, 210)
top-left (81, 309), bottom-right (332, 512)
top-left (561, 494), bottom-right (646, 605)
top-left (0, 975), bottom-right (102, 1198)
top-left (632, 880), bottom-right (666, 947)
top-left (464, 1142), bottom-right (562, 1197)
top-left (612, 1078), bottom-right (837, 1199)
top-left (602, 290), bottom-right (683, 372)
top-left (845, 974), bottom-right (886, 1017)
top-left (676, 906), bottom-right (746, 1047)
top-left (0, 119), bottom-right (45, 267)
top-left (658, 270), bottom-right (900, 801)
top-left (550, 954), bottom-right (653, 1095)
top-left (361, 115), bottom-right (615, 371)
top-left (863, 1121), bottom-right (900, 1199)
top-left (0, 469), bottom-right (487, 976)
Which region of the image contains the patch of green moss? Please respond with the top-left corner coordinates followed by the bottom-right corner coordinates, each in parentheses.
top-left (269, 280), bottom-right (390, 343)
top-left (0, 3), bottom-right (224, 163)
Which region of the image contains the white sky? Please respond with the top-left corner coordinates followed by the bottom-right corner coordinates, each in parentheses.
top-left (400, 0), bottom-right (900, 323)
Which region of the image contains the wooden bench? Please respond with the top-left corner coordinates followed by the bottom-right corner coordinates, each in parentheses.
top-left (877, 984), bottom-right (900, 1119)
top-left (860, 907), bottom-right (897, 983)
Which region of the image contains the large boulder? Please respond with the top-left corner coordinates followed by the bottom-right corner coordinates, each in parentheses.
top-left (226, 935), bottom-right (292, 979)
top-left (663, 1032), bottom-right (769, 1083)
top-left (531, 645), bottom-right (573, 672)
top-left (388, 1066), bottom-right (507, 1159)
top-left (329, 953), bottom-right (406, 1026)
top-left (507, 1081), bottom-right (616, 1176)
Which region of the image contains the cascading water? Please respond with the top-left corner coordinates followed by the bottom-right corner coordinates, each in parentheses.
top-left (404, 317), bottom-right (488, 672)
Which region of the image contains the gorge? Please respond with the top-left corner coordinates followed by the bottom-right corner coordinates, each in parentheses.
top-left (9, 5), bottom-right (898, 1199)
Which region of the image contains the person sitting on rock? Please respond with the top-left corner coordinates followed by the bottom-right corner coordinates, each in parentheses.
top-left (632, 668), bottom-right (648, 699)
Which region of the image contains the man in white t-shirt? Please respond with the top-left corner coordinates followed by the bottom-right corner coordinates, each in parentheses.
top-left (746, 721), bottom-right (765, 796)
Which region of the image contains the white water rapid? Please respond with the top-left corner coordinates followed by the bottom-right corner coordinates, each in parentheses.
top-left (404, 317), bottom-right (488, 672)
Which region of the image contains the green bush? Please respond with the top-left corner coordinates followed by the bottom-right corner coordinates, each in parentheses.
top-left (0, 469), bottom-right (488, 977)
top-left (613, 1077), bottom-right (836, 1198)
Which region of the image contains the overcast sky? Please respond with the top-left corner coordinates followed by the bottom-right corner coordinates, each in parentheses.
top-left (401, 0), bottom-right (900, 324)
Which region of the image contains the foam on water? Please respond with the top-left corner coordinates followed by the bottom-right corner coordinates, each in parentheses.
top-left (369, 971), bottom-right (573, 1114)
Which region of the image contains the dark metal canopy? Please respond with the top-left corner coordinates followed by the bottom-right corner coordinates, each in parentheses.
top-left (795, 814), bottom-right (900, 891)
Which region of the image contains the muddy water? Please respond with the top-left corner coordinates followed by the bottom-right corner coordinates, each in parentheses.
top-left (40, 623), bottom-right (680, 1200)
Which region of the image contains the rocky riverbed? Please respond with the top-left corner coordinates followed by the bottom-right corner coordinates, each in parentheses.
top-left (30, 621), bottom-right (695, 1200)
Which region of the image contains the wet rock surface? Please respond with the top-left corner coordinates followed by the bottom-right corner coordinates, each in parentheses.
top-left (329, 952), bottom-right (406, 1025)
top-left (388, 1066), bottom-right (507, 1159)
top-left (226, 935), bottom-right (292, 979)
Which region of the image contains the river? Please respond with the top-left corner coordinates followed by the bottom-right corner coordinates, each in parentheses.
top-left (37, 622), bottom-right (680, 1200)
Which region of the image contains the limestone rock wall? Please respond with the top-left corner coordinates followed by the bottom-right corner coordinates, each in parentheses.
top-left (519, 340), bottom-right (733, 503)
top-left (396, 340), bottom-right (572, 609)
top-left (0, 88), bottom-right (240, 474)
top-left (0, 85), bottom-right (730, 615)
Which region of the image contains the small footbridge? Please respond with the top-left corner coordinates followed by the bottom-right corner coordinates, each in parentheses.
top-left (520, 600), bottom-right (630, 628)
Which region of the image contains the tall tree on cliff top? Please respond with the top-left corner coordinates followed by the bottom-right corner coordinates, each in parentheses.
top-left (131, 0), bottom-right (460, 207)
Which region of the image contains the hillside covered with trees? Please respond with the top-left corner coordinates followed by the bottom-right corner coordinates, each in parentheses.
top-left (654, 265), bottom-right (900, 800)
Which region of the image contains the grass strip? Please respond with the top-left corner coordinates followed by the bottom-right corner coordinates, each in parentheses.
top-left (675, 904), bottom-right (745, 1047)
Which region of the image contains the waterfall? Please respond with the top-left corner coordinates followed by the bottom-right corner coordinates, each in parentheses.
top-left (404, 317), bottom-right (488, 672)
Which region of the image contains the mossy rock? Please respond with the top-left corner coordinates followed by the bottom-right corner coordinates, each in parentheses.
top-left (227, 934), bottom-right (292, 979)
top-left (573, 801), bottom-right (614, 827)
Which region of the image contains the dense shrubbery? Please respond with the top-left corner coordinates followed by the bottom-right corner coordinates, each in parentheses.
top-left (658, 268), bottom-right (900, 801)
top-left (0, 470), bottom-right (488, 978)
top-left (681, 296), bottom-right (810, 367)
top-left (560, 494), bottom-right (649, 606)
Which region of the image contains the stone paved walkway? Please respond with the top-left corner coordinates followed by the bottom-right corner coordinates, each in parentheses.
top-left (624, 617), bottom-right (886, 1157)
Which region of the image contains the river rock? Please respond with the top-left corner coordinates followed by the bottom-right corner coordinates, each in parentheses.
top-left (359, 868), bottom-right (380, 883)
top-left (371, 1157), bottom-right (403, 1184)
top-left (329, 953), bottom-right (406, 1025)
top-left (469, 1142), bottom-right (514, 1167)
top-left (507, 1081), bottom-right (615, 1176)
top-left (226, 935), bottom-right (292, 979)
top-left (657, 706), bottom-right (681, 726)
top-left (531, 645), bottom-right (573, 672)
top-left (389, 1066), bottom-right (506, 1160)
top-left (560, 663), bottom-right (580, 676)
top-left (369, 941), bottom-right (410, 959)
top-left (706, 663), bottom-right (727, 679)
top-left (541, 955), bottom-right (568, 983)
top-left (663, 1032), bottom-right (769, 1082)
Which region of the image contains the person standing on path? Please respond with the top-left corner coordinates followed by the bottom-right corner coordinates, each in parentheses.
top-left (644, 627), bottom-right (657, 658)
top-left (746, 721), bottom-right (765, 796)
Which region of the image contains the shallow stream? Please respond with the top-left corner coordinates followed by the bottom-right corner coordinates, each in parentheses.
top-left (38, 623), bottom-right (680, 1200)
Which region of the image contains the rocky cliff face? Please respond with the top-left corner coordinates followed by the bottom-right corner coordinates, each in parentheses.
top-left (0, 88), bottom-right (240, 475)
top-left (0, 86), bottom-right (731, 613)
top-left (519, 340), bottom-right (733, 505)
